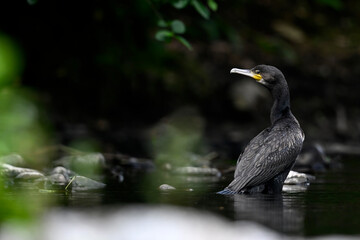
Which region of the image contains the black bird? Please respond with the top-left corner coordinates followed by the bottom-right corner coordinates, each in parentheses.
top-left (218, 65), bottom-right (305, 194)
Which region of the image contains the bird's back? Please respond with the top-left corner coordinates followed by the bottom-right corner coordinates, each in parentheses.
top-left (227, 115), bottom-right (304, 193)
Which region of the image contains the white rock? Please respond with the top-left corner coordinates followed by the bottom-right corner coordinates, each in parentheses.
top-left (284, 170), bottom-right (315, 185)
top-left (159, 184), bottom-right (176, 191)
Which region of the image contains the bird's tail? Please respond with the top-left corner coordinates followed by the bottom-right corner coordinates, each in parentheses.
top-left (216, 188), bottom-right (237, 195)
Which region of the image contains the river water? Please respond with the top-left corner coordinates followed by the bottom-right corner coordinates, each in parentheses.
top-left (53, 156), bottom-right (360, 237)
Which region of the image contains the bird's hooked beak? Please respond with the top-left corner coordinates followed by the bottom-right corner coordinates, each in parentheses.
top-left (230, 68), bottom-right (263, 81)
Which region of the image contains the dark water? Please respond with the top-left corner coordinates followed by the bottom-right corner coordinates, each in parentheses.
top-left (54, 156), bottom-right (360, 237)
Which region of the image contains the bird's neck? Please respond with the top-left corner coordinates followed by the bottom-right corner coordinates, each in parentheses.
top-left (270, 84), bottom-right (291, 125)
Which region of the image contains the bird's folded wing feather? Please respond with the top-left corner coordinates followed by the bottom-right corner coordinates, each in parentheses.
top-left (228, 124), bottom-right (303, 192)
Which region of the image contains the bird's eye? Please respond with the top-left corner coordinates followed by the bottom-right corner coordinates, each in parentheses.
top-left (254, 70), bottom-right (260, 74)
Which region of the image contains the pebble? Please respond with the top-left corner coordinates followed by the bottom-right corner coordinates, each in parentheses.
top-left (159, 184), bottom-right (176, 191)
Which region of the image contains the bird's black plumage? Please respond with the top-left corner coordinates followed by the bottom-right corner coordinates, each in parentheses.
top-left (219, 65), bottom-right (304, 194)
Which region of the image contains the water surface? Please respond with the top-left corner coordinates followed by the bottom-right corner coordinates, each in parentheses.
top-left (50, 156), bottom-right (360, 237)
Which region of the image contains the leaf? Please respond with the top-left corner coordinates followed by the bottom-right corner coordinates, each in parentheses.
top-left (171, 20), bottom-right (186, 34)
top-left (27, 0), bottom-right (38, 5)
top-left (191, 0), bottom-right (210, 19)
top-left (175, 36), bottom-right (193, 50)
top-left (316, 0), bottom-right (343, 10)
top-left (157, 19), bottom-right (168, 28)
top-left (155, 30), bottom-right (174, 41)
top-left (207, 0), bottom-right (218, 11)
top-left (173, 0), bottom-right (190, 9)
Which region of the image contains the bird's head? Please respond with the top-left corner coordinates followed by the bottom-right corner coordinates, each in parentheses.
top-left (230, 65), bottom-right (286, 89)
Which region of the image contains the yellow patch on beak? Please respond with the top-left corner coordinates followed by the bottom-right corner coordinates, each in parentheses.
top-left (252, 73), bottom-right (262, 81)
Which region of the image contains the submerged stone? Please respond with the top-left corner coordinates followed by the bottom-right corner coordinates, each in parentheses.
top-left (69, 176), bottom-right (106, 192)
top-left (284, 170), bottom-right (315, 185)
top-left (159, 184), bottom-right (176, 191)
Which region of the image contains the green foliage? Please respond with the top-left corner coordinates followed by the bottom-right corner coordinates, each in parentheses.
top-left (155, 19), bottom-right (192, 50)
top-left (0, 33), bottom-right (52, 226)
top-left (149, 108), bottom-right (205, 167)
top-left (69, 138), bottom-right (101, 153)
top-left (0, 176), bottom-right (50, 227)
top-left (174, 35), bottom-right (192, 50)
top-left (27, 0), bottom-right (38, 5)
top-left (316, 0), bottom-right (343, 10)
top-left (155, 30), bottom-right (174, 41)
top-left (0, 186), bottom-right (33, 222)
top-left (172, 0), bottom-right (189, 9)
top-left (153, 0), bottom-right (218, 50)
top-left (207, 0), bottom-right (218, 11)
top-left (171, 20), bottom-right (186, 34)
top-left (191, 0), bottom-right (210, 19)
top-left (0, 34), bottom-right (51, 165)
top-left (0, 88), bottom-right (51, 165)
top-left (0, 34), bottom-right (23, 88)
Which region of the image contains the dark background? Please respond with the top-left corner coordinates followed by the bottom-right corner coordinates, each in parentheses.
top-left (1, 0), bottom-right (359, 159)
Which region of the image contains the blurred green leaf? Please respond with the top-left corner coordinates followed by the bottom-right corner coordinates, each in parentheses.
top-left (27, 0), bottom-right (38, 5)
top-left (0, 87), bottom-right (52, 167)
top-left (207, 0), bottom-right (217, 11)
top-left (155, 30), bottom-right (174, 41)
top-left (157, 19), bottom-right (168, 27)
top-left (150, 108), bottom-right (204, 167)
top-left (175, 36), bottom-right (193, 50)
top-left (0, 34), bottom-right (23, 88)
top-left (69, 138), bottom-right (101, 152)
top-left (316, 0), bottom-right (343, 10)
top-left (191, 0), bottom-right (210, 19)
top-left (171, 20), bottom-right (186, 34)
top-left (172, 0), bottom-right (190, 9)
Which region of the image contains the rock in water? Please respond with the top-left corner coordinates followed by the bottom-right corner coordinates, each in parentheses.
top-left (16, 171), bottom-right (45, 180)
top-left (69, 176), bottom-right (106, 191)
top-left (284, 170), bottom-right (315, 185)
top-left (50, 166), bottom-right (73, 181)
top-left (47, 173), bottom-right (68, 185)
top-left (0, 163), bottom-right (44, 179)
top-left (159, 184), bottom-right (176, 191)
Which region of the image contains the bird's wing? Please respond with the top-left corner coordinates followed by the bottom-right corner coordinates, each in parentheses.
top-left (229, 123), bottom-right (303, 192)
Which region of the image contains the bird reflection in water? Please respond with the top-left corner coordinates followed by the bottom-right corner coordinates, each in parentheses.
top-left (229, 193), bottom-right (304, 234)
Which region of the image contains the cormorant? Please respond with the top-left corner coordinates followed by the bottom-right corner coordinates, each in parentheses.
top-left (218, 65), bottom-right (305, 194)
